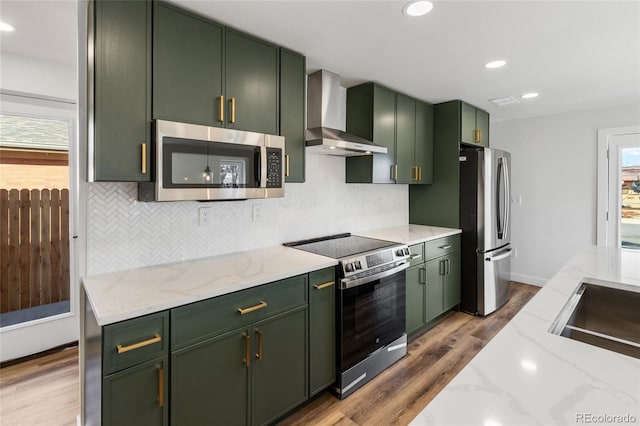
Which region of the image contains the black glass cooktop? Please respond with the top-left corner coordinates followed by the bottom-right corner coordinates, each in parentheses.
top-left (284, 233), bottom-right (398, 260)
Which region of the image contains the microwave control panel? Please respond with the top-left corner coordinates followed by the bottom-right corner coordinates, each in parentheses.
top-left (266, 148), bottom-right (283, 188)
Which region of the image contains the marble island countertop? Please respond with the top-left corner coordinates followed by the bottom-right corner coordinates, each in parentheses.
top-left (410, 246), bottom-right (640, 426)
top-left (83, 224), bottom-right (461, 326)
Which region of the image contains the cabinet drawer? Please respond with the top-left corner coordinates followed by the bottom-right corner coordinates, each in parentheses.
top-left (425, 234), bottom-right (461, 261)
top-left (103, 311), bottom-right (169, 375)
top-left (172, 274), bottom-right (307, 349)
top-left (408, 243), bottom-right (425, 267)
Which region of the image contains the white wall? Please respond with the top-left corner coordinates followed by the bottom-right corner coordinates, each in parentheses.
top-left (86, 153), bottom-right (408, 275)
top-left (0, 52), bottom-right (77, 100)
top-left (491, 103), bottom-right (640, 285)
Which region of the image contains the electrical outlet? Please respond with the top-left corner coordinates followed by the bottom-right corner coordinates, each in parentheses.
top-left (513, 248), bottom-right (518, 258)
top-left (252, 204), bottom-right (261, 222)
top-left (198, 207), bottom-right (211, 226)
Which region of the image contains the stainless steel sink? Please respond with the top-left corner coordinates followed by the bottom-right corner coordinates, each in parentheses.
top-left (549, 278), bottom-right (640, 359)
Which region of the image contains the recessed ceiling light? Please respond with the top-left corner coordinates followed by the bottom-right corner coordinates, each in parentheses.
top-left (403, 1), bottom-right (434, 17)
top-left (485, 60), bottom-right (506, 69)
top-left (0, 21), bottom-right (16, 32)
top-left (521, 92), bottom-right (539, 99)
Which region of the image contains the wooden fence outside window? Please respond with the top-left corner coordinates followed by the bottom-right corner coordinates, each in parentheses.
top-left (0, 188), bottom-right (70, 314)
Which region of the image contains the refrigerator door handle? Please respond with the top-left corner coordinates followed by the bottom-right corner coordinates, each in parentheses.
top-left (503, 157), bottom-right (511, 241)
top-left (485, 248), bottom-right (512, 262)
top-left (496, 158), bottom-right (504, 239)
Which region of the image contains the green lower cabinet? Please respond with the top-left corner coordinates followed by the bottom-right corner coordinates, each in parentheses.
top-left (405, 263), bottom-right (426, 336)
top-left (443, 252), bottom-right (461, 310)
top-left (251, 307), bottom-right (308, 426)
top-left (171, 331), bottom-right (248, 426)
top-left (425, 258), bottom-right (445, 322)
top-left (103, 356), bottom-right (168, 426)
top-left (308, 268), bottom-right (336, 396)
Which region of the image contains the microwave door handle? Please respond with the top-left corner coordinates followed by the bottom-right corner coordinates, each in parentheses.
top-left (254, 148), bottom-right (262, 187)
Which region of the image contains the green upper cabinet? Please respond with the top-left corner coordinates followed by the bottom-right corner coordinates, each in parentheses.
top-left (152, 5), bottom-right (278, 135)
top-left (152, 3), bottom-right (223, 127)
top-left (345, 83), bottom-right (433, 184)
top-left (225, 30), bottom-right (279, 135)
top-left (93, 0), bottom-right (151, 182)
top-left (460, 100), bottom-right (490, 147)
top-left (415, 100), bottom-right (434, 184)
top-left (279, 49), bottom-right (306, 182)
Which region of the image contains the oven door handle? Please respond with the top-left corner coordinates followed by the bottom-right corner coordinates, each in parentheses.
top-left (340, 262), bottom-right (410, 290)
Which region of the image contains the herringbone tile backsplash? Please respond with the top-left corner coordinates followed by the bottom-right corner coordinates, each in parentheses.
top-left (87, 154), bottom-right (408, 275)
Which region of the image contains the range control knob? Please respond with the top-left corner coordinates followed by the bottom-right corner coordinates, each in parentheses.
top-left (404, 247), bottom-right (410, 256)
top-left (345, 263), bottom-right (355, 273)
top-left (354, 261), bottom-right (362, 270)
top-left (396, 248), bottom-right (405, 257)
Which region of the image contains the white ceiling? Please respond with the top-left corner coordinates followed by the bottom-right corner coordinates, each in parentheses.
top-left (1, 1), bottom-right (639, 121)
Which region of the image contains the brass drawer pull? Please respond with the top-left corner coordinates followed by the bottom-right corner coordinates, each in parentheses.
top-left (410, 254), bottom-right (422, 260)
top-left (157, 367), bottom-right (164, 407)
top-left (314, 281), bottom-right (335, 290)
top-left (116, 334), bottom-right (161, 354)
top-left (439, 245), bottom-right (452, 250)
top-left (237, 301), bottom-right (267, 315)
top-left (255, 329), bottom-right (263, 360)
top-left (141, 143), bottom-right (147, 174)
top-left (243, 333), bottom-right (250, 366)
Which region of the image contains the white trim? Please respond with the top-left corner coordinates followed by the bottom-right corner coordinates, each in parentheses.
top-left (510, 272), bottom-right (546, 287)
top-left (597, 125), bottom-right (640, 247)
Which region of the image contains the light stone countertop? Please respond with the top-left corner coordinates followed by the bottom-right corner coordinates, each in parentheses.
top-left (356, 224), bottom-right (461, 246)
top-left (410, 246), bottom-right (640, 426)
top-left (83, 245), bottom-right (337, 326)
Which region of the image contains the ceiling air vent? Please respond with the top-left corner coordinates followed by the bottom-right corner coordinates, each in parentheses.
top-left (489, 96), bottom-right (520, 106)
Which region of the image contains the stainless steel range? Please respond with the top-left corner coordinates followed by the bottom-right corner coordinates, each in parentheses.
top-left (285, 233), bottom-right (410, 399)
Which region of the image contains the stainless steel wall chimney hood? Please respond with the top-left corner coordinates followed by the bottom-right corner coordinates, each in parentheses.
top-left (306, 70), bottom-right (387, 157)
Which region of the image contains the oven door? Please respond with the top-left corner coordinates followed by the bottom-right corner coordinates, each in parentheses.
top-left (338, 262), bottom-right (409, 371)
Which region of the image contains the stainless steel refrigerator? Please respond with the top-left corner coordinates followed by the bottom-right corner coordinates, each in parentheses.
top-left (459, 147), bottom-right (512, 315)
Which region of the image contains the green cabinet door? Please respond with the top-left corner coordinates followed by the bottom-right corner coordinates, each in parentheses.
top-left (460, 101), bottom-right (477, 145)
top-left (443, 252), bottom-right (461, 310)
top-left (425, 258), bottom-right (445, 322)
top-left (152, 3), bottom-right (224, 127)
top-left (102, 356), bottom-right (168, 426)
top-left (395, 94), bottom-right (416, 184)
top-left (406, 264), bottom-right (426, 336)
top-left (251, 308), bottom-right (308, 426)
top-left (171, 331), bottom-right (248, 426)
top-left (309, 268), bottom-right (335, 396)
top-left (476, 108), bottom-right (490, 147)
top-left (280, 49), bottom-right (306, 182)
top-left (414, 100), bottom-right (434, 184)
top-left (225, 30), bottom-right (279, 135)
top-left (94, 0), bottom-right (151, 182)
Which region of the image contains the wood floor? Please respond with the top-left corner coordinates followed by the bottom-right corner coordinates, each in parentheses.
top-left (0, 282), bottom-right (538, 426)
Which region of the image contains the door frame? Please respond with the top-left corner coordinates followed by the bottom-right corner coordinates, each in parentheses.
top-left (596, 125), bottom-right (640, 248)
top-left (0, 92), bottom-right (82, 362)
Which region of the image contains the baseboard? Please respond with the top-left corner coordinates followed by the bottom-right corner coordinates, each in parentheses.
top-left (510, 272), bottom-right (547, 287)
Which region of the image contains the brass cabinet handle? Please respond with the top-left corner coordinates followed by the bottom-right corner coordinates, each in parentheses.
top-left (418, 167), bottom-right (422, 182)
top-left (285, 154), bottom-right (290, 177)
top-left (439, 245), bottom-right (452, 250)
top-left (157, 367), bottom-right (164, 407)
top-left (314, 281), bottom-right (335, 290)
top-left (390, 164), bottom-right (398, 181)
top-left (419, 267), bottom-right (426, 284)
top-left (412, 166), bottom-right (418, 181)
top-left (474, 129), bottom-right (482, 143)
top-left (116, 334), bottom-right (161, 354)
top-left (478, 129), bottom-right (482, 143)
top-left (446, 258), bottom-right (451, 275)
top-left (230, 97), bottom-right (236, 123)
top-left (141, 143), bottom-right (147, 174)
top-left (237, 301), bottom-right (267, 315)
top-left (219, 95), bottom-right (225, 122)
top-left (255, 329), bottom-right (263, 360)
top-left (439, 259), bottom-right (446, 276)
top-left (243, 333), bottom-right (250, 366)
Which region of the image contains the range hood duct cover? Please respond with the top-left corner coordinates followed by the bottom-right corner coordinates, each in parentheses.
top-left (306, 70), bottom-right (387, 157)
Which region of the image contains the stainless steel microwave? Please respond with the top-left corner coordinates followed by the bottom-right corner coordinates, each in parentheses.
top-left (138, 120), bottom-right (285, 202)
